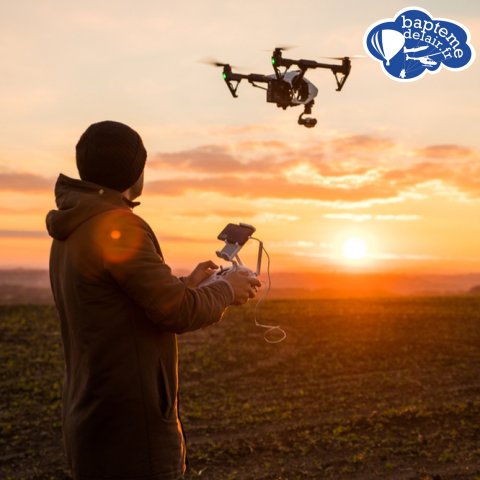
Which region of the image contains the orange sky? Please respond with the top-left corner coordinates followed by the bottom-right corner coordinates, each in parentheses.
top-left (0, 1), bottom-right (479, 275)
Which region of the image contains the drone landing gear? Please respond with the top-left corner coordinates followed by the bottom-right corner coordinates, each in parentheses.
top-left (298, 101), bottom-right (317, 128)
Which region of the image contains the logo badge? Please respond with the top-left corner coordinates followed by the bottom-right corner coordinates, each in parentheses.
top-left (364, 7), bottom-right (475, 81)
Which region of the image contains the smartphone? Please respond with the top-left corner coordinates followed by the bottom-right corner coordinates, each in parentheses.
top-left (216, 223), bottom-right (256, 262)
top-left (217, 223), bottom-right (256, 245)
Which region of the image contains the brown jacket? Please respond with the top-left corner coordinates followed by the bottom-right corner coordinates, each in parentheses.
top-left (46, 174), bottom-right (233, 480)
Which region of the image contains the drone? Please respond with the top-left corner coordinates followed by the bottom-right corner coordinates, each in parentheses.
top-left (205, 47), bottom-right (353, 128)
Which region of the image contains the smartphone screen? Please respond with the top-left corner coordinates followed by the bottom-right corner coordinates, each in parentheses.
top-left (217, 223), bottom-right (256, 245)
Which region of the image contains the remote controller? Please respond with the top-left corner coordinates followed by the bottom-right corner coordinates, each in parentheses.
top-left (199, 264), bottom-right (256, 287)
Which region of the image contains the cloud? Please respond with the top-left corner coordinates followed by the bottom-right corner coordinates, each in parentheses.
top-left (2, 136), bottom-right (480, 206)
top-left (295, 250), bottom-right (439, 261)
top-left (235, 140), bottom-right (289, 151)
top-left (415, 144), bottom-right (477, 159)
top-left (253, 212), bottom-right (299, 222)
top-left (210, 124), bottom-right (274, 136)
top-left (148, 134), bottom-right (401, 180)
top-left (323, 213), bottom-right (421, 222)
top-left (0, 230), bottom-right (49, 238)
top-left (145, 176), bottom-right (399, 202)
top-left (270, 240), bottom-right (319, 249)
top-left (155, 234), bottom-right (213, 244)
top-left (0, 206), bottom-right (46, 214)
top-left (149, 145), bottom-right (245, 173)
top-left (0, 172), bottom-right (54, 192)
top-left (384, 160), bottom-right (480, 199)
top-left (145, 135), bottom-right (480, 203)
top-left (148, 144), bottom-right (298, 175)
top-left (328, 135), bottom-right (395, 154)
top-left (366, 252), bottom-right (439, 261)
top-left (177, 208), bottom-right (256, 219)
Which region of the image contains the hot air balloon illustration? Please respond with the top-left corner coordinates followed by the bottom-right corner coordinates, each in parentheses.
top-left (370, 29), bottom-right (405, 66)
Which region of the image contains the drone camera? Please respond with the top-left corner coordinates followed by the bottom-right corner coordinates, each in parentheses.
top-left (267, 79), bottom-right (292, 109)
top-left (298, 116), bottom-right (317, 128)
top-left (298, 103), bottom-right (317, 128)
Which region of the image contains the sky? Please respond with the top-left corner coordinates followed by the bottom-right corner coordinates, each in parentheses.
top-left (0, 0), bottom-right (479, 276)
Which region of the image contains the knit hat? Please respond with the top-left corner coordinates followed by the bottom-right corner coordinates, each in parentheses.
top-left (76, 120), bottom-right (147, 192)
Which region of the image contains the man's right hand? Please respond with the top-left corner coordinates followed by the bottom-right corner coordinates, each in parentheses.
top-left (224, 269), bottom-right (261, 305)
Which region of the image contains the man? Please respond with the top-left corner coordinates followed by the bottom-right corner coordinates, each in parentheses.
top-left (46, 120), bottom-right (260, 480)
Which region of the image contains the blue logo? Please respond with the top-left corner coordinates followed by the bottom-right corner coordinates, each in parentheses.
top-left (364, 7), bottom-right (475, 81)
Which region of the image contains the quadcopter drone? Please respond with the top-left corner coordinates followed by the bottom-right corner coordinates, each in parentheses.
top-left (206, 47), bottom-right (353, 128)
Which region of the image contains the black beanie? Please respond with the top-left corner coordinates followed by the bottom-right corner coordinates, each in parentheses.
top-left (76, 120), bottom-right (147, 192)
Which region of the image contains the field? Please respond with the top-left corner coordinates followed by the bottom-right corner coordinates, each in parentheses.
top-left (1, 298), bottom-right (480, 479)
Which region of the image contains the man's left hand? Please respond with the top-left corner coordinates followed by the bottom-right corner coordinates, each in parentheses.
top-left (185, 260), bottom-right (219, 288)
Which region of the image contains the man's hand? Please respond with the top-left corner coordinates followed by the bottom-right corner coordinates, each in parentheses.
top-left (185, 260), bottom-right (219, 288)
top-left (224, 269), bottom-right (262, 305)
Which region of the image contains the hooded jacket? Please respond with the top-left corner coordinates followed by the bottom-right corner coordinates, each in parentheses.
top-left (46, 174), bottom-right (234, 480)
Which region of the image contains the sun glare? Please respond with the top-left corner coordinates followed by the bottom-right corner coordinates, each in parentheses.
top-left (342, 237), bottom-right (368, 260)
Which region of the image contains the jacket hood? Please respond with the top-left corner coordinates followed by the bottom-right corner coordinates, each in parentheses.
top-left (46, 174), bottom-right (140, 241)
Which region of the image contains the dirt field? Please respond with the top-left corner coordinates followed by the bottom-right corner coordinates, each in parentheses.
top-left (1, 298), bottom-right (480, 479)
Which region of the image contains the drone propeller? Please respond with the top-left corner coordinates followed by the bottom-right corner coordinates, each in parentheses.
top-left (320, 54), bottom-right (367, 60)
top-left (274, 44), bottom-right (297, 51)
top-left (262, 44), bottom-right (297, 52)
top-left (197, 57), bottom-right (242, 69)
top-left (198, 57), bottom-right (229, 67)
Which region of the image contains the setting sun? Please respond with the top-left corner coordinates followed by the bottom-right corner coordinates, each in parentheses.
top-left (342, 237), bottom-right (368, 260)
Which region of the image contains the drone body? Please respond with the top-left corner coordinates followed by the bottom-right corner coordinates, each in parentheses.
top-left (210, 48), bottom-right (352, 128)
top-left (266, 71), bottom-right (318, 107)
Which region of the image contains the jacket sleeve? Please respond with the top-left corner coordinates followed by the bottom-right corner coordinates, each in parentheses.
top-left (100, 210), bottom-right (234, 333)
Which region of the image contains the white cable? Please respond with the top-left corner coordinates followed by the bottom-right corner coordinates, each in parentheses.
top-left (251, 238), bottom-right (286, 344)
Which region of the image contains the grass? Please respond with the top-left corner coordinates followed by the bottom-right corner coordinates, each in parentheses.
top-left (1, 298), bottom-right (480, 479)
